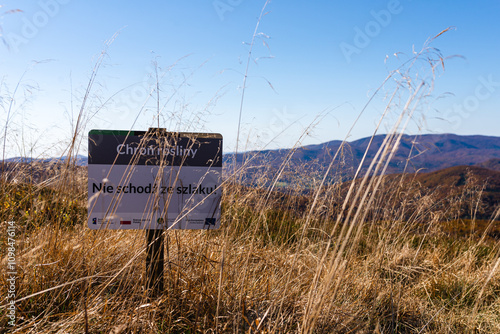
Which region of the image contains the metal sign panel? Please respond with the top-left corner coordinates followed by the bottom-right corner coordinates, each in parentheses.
top-left (87, 129), bottom-right (222, 229)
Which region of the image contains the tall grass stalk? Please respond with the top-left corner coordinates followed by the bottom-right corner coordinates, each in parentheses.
top-left (234, 0), bottom-right (271, 172)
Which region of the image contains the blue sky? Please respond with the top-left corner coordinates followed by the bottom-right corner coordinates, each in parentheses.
top-left (1, 0), bottom-right (499, 158)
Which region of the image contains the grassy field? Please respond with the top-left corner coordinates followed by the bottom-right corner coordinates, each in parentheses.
top-left (1, 152), bottom-right (500, 333)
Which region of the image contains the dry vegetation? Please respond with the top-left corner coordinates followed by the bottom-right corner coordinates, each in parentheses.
top-left (1, 146), bottom-right (500, 333)
top-left (2, 24), bottom-right (500, 334)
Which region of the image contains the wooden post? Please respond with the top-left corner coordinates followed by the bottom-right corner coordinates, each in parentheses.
top-left (146, 229), bottom-right (164, 299)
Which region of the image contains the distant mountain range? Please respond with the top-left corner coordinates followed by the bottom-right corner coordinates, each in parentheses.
top-left (224, 134), bottom-right (500, 184)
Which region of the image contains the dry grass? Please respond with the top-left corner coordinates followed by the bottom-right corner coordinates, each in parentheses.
top-left (2, 159), bottom-right (500, 333)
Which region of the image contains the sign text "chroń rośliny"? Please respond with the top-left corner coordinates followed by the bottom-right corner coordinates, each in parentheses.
top-left (116, 143), bottom-right (198, 158)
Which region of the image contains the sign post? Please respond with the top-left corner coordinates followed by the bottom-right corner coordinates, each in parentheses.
top-left (88, 129), bottom-right (222, 298)
top-left (146, 229), bottom-right (164, 298)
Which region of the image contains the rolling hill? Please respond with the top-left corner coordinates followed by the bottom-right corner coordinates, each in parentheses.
top-left (395, 165), bottom-right (500, 220)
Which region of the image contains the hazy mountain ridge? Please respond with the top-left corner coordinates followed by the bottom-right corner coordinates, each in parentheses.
top-left (2, 155), bottom-right (88, 166)
top-left (299, 133), bottom-right (500, 173)
top-left (225, 134), bottom-right (500, 179)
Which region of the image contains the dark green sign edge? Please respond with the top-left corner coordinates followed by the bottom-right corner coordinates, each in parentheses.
top-left (89, 129), bottom-right (135, 136)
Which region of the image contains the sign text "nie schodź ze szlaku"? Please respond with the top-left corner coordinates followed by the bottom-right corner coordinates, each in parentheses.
top-left (87, 130), bottom-right (222, 230)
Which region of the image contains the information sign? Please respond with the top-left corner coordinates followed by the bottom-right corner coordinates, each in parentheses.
top-left (87, 129), bottom-right (222, 229)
